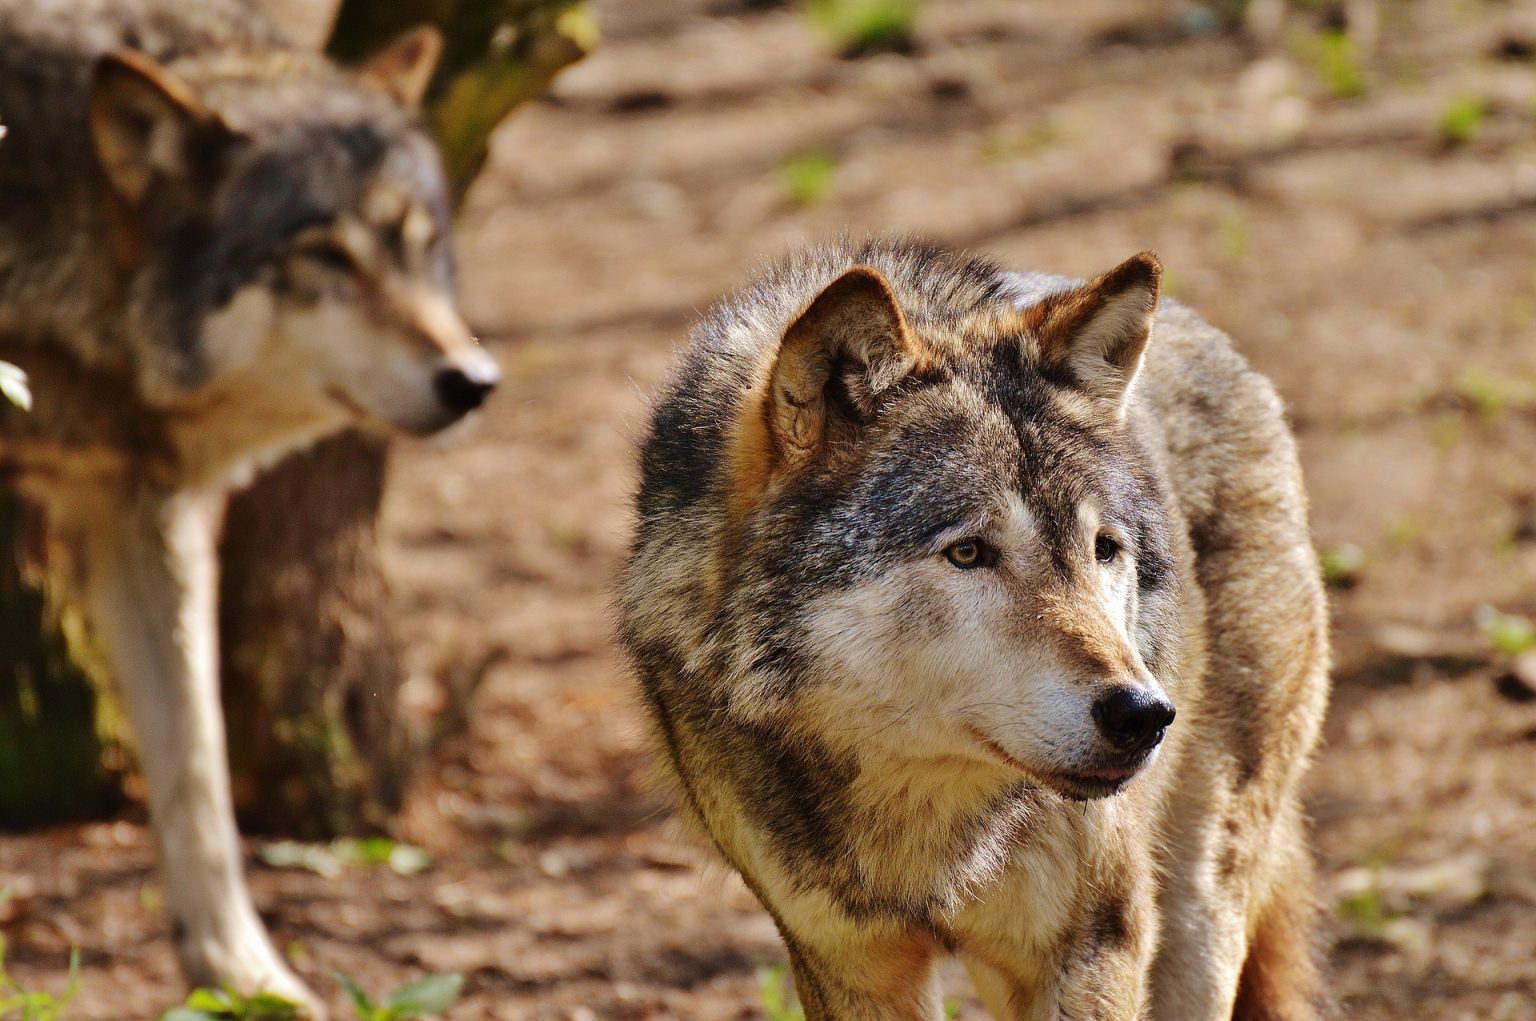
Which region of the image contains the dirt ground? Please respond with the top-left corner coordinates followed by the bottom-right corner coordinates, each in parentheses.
top-left (4, 0), bottom-right (1536, 1017)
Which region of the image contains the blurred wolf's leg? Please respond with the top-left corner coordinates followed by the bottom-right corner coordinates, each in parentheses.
top-left (69, 484), bottom-right (323, 1017)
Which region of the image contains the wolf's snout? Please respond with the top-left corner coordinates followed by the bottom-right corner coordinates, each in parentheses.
top-left (434, 364), bottom-right (497, 415)
top-left (1092, 686), bottom-right (1175, 754)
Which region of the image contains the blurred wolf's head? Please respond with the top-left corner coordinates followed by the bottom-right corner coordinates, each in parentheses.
top-left (88, 27), bottom-right (498, 435)
top-left (630, 242), bottom-right (1185, 801)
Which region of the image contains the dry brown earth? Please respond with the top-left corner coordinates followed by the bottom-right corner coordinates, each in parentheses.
top-left (4, 1), bottom-right (1536, 1017)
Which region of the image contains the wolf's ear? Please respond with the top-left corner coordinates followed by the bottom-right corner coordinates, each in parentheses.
top-left (1024, 252), bottom-right (1161, 411)
top-left (768, 266), bottom-right (920, 467)
top-left (358, 26), bottom-right (443, 107)
top-left (89, 51), bottom-right (227, 205)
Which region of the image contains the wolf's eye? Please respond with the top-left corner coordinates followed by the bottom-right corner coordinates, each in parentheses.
top-left (300, 242), bottom-right (357, 273)
top-left (943, 538), bottom-right (988, 569)
top-left (1094, 534), bottom-right (1121, 564)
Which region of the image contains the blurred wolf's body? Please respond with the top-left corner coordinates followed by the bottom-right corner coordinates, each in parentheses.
top-left (622, 239), bottom-right (1331, 1020)
top-left (0, 0), bottom-right (498, 1011)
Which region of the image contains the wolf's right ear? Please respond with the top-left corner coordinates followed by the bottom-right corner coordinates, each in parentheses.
top-left (89, 51), bottom-right (228, 205)
top-left (767, 266), bottom-right (921, 469)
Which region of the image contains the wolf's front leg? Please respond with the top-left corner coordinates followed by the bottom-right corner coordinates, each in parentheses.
top-left (788, 948), bottom-right (945, 1021)
top-left (70, 485), bottom-right (322, 1017)
top-left (769, 907), bottom-right (944, 1021)
top-left (962, 937), bottom-right (1153, 1021)
top-left (958, 865), bottom-right (1157, 1021)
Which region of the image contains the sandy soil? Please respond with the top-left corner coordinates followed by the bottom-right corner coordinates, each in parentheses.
top-left (4, 0), bottom-right (1536, 1017)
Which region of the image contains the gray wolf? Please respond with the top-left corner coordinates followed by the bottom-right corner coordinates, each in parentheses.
top-left (0, 0), bottom-right (497, 1011)
top-left (621, 238), bottom-right (1330, 1019)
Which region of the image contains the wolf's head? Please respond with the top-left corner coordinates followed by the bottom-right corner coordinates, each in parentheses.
top-left (712, 250), bottom-right (1183, 801)
top-left (87, 28), bottom-right (498, 435)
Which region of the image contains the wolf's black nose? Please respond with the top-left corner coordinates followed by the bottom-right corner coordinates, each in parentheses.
top-left (435, 366), bottom-right (496, 415)
top-left (1093, 687), bottom-right (1175, 754)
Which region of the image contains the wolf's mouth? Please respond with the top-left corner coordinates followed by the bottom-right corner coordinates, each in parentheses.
top-left (1044, 767), bottom-right (1138, 801)
top-left (961, 724), bottom-right (1033, 772)
top-left (962, 724), bottom-right (1150, 800)
top-left (324, 385), bottom-right (372, 420)
top-left (323, 386), bottom-right (456, 438)
top-left (1045, 747), bottom-right (1162, 799)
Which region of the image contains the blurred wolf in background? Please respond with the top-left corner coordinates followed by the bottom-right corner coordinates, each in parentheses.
top-left (0, 0), bottom-right (498, 1011)
top-left (622, 238), bottom-right (1330, 1020)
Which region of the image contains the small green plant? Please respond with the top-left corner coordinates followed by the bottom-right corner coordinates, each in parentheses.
top-left (978, 121), bottom-right (1060, 162)
top-left (334, 972), bottom-right (463, 1021)
top-left (1455, 367), bottom-right (1507, 420)
top-left (804, 0), bottom-right (920, 57)
top-left (257, 838), bottom-right (431, 880)
top-left (1158, 267), bottom-right (1181, 299)
top-left (779, 149), bottom-right (838, 207)
top-left (1437, 95), bottom-right (1489, 147)
top-left (757, 965), bottom-right (805, 1021)
top-left (1383, 514), bottom-right (1423, 550)
top-left (1318, 543), bottom-right (1366, 589)
top-left (160, 988), bottom-right (302, 1021)
top-left (0, 361), bottom-right (29, 410)
top-left (1334, 865), bottom-right (1396, 939)
top-left (1430, 409), bottom-right (1462, 451)
top-left (0, 938), bottom-right (81, 1021)
top-left (1301, 27), bottom-right (1368, 98)
top-left (1476, 605), bottom-right (1536, 657)
top-left (1215, 207), bottom-right (1251, 264)
top-left (162, 973), bottom-right (463, 1021)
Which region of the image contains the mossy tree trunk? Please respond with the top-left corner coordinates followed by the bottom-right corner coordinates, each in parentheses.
top-left (217, 432), bottom-right (407, 836)
top-left (326, 0), bottom-right (593, 200)
top-left (0, 494), bottom-right (120, 827)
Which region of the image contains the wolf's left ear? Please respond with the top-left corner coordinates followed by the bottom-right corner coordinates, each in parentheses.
top-left (1024, 252), bottom-right (1161, 411)
top-left (89, 51), bottom-right (229, 205)
top-left (358, 26), bottom-right (443, 107)
top-left (768, 266), bottom-right (920, 468)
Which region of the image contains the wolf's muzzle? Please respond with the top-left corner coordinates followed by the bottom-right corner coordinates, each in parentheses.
top-left (1092, 686), bottom-right (1175, 755)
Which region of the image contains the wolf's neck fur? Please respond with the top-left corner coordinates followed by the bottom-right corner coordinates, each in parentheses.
top-left (835, 745), bottom-right (1066, 919)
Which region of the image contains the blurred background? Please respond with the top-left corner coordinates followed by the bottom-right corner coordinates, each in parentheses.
top-left (4, 0), bottom-right (1536, 1017)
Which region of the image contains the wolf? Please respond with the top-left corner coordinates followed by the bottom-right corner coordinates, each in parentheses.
top-left (0, 0), bottom-right (497, 1011)
top-left (621, 238), bottom-right (1331, 1020)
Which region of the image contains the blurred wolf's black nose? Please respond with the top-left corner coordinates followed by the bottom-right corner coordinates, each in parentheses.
top-left (1093, 687), bottom-right (1176, 754)
top-left (435, 366), bottom-right (496, 415)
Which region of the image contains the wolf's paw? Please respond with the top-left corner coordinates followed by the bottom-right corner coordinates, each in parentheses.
top-left (178, 926), bottom-right (327, 1019)
top-left (250, 965), bottom-right (326, 1021)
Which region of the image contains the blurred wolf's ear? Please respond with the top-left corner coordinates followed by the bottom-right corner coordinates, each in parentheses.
top-left (89, 51), bottom-right (228, 204)
top-left (358, 26), bottom-right (443, 107)
top-left (1022, 252), bottom-right (1161, 411)
top-left (769, 265), bottom-right (921, 467)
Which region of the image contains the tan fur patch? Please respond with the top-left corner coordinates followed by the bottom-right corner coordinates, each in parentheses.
top-left (724, 367), bottom-right (780, 526)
